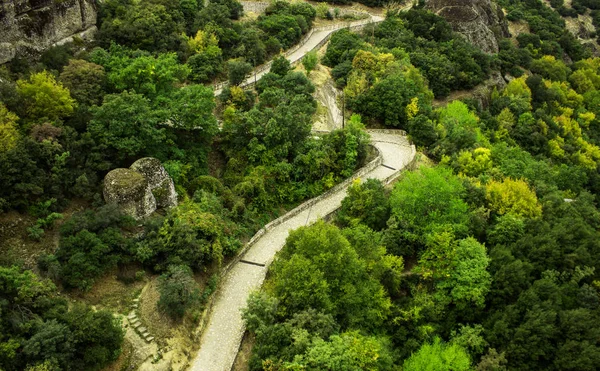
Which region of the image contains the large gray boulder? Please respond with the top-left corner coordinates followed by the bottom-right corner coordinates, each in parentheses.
top-left (426, 0), bottom-right (510, 54)
top-left (130, 157), bottom-right (177, 209)
top-left (103, 168), bottom-right (157, 220)
top-left (103, 158), bottom-right (177, 220)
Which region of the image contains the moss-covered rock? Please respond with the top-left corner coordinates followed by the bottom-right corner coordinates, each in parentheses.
top-left (103, 168), bottom-right (156, 220)
top-left (130, 157), bottom-right (177, 209)
top-left (103, 158), bottom-right (177, 220)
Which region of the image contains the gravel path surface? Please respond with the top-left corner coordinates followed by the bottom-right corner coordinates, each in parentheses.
top-left (189, 132), bottom-right (414, 371)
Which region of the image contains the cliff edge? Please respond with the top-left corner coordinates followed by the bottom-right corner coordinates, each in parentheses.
top-left (0, 0), bottom-right (97, 64)
top-left (426, 0), bottom-right (509, 54)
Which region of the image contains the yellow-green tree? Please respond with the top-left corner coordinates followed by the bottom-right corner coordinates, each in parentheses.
top-left (17, 70), bottom-right (76, 122)
top-left (456, 147), bottom-right (492, 177)
top-left (486, 178), bottom-right (542, 219)
top-left (0, 103), bottom-right (19, 153)
top-left (502, 76), bottom-right (532, 114)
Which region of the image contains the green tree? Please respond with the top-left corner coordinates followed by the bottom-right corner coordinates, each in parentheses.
top-left (403, 337), bottom-right (472, 371)
top-left (302, 50), bottom-right (318, 76)
top-left (227, 59), bottom-right (253, 86)
top-left (137, 200), bottom-right (239, 271)
top-left (270, 55), bottom-right (291, 76)
top-left (530, 55), bottom-right (571, 81)
top-left (293, 331), bottom-right (394, 370)
top-left (158, 265), bottom-right (200, 319)
top-left (436, 237), bottom-right (491, 309)
top-left (92, 48), bottom-right (189, 97)
top-left (17, 71), bottom-right (76, 122)
top-left (59, 59), bottom-right (107, 106)
top-left (485, 178), bottom-right (542, 219)
top-left (389, 166), bottom-right (469, 245)
top-left (337, 178), bottom-right (389, 231)
top-left (433, 101), bottom-right (487, 157)
top-left (97, 2), bottom-right (184, 52)
top-left (272, 221), bottom-right (391, 329)
top-left (322, 29), bottom-right (363, 67)
top-left (0, 104), bottom-right (19, 153)
top-left (187, 46), bottom-right (223, 83)
top-left (89, 91), bottom-right (166, 164)
top-left (0, 267), bottom-right (123, 370)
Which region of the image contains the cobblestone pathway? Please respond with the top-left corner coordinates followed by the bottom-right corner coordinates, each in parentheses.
top-left (189, 132), bottom-right (414, 371)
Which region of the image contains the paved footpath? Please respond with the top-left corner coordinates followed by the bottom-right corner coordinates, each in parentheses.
top-left (189, 131), bottom-right (415, 371)
top-left (215, 15), bottom-right (384, 96)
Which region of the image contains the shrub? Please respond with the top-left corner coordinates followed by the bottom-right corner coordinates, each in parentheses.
top-left (158, 265), bottom-right (200, 319)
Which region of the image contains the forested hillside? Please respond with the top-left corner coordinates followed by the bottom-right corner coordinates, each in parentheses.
top-left (1, 0), bottom-right (600, 369)
top-left (242, 2), bottom-right (600, 371)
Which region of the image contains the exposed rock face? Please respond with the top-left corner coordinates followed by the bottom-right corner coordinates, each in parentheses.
top-left (130, 157), bottom-right (178, 209)
top-left (103, 158), bottom-right (177, 220)
top-left (0, 0), bottom-right (97, 64)
top-left (426, 0), bottom-right (509, 54)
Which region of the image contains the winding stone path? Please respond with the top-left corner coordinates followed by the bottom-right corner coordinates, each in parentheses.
top-left (189, 131), bottom-right (415, 371)
top-left (192, 6), bottom-right (414, 369)
top-left (214, 14), bottom-right (384, 96)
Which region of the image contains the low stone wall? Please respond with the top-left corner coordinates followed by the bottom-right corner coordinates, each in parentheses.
top-left (213, 16), bottom-right (383, 92)
top-left (193, 143), bottom-right (383, 339)
top-left (193, 131), bottom-right (418, 344)
top-left (240, 1), bottom-right (270, 14)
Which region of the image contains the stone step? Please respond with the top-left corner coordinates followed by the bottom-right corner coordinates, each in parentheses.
top-left (141, 331), bottom-right (150, 338)
top-left (133, 298), bottom-right (140, 303)
top-left (127, 313), bottom-right (136, 320)
top-left (131, 303), bottom-right (139, 309)
top-left (131, 321), bottom-right (141, 328)
top-left (145, 336), bottom-right (155, 343)
top-left (138, 326), bottom-right (147, 334)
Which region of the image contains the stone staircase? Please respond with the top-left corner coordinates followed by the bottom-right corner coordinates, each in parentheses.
top-left (127, 298), bottom-right (155, 343)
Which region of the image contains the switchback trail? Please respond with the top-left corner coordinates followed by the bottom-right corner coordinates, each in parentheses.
top-left (189, 131), bottom-right (415, 371)
top-left (214, 14), bottom-right (384, 96)
top-left (192, 7), bottom-right (412, 370)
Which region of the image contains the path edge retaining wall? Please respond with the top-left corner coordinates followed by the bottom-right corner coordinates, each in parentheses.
top-left (192, 131), bottom-right (416, 345)
top-left (192, 142), bottom-right (383, 340)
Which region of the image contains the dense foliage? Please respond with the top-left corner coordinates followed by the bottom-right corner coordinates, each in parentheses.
top-left (0, 266), bottom-right (123, 370)
top-left (4, 0), bottom-right (600, 369)
top-left (243, 3), bottom-right (600, 370)
top-left (324, 10), bottom-right (491, 99)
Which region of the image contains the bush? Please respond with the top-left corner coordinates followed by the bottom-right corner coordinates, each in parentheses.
top-left (337, 179), bottom-right (389, 231)
top-left (158, 265), bottom-right (200, 319)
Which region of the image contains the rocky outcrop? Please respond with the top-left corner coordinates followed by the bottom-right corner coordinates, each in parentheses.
top-left (130, 157), bottom-right (178, 209)
top-left (0, 0), bottom-right (97, 64)
top-left (103, 158), bottom-right (177, 220)
top-left (426, 0), bottom-right (509, 54)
